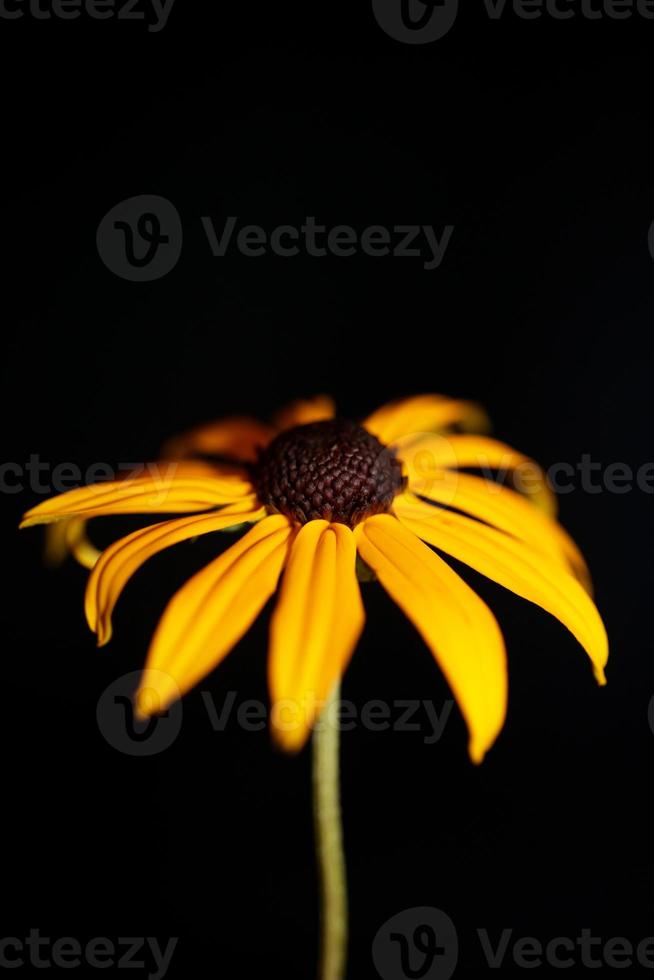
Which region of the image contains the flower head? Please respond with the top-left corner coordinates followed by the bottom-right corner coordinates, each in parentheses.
top-left (21, 394), bottom-right (608, 762)
top-left (251, 418), bottom-right (405, 526)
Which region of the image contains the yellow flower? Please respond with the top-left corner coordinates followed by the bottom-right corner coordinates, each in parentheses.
top-left (20, 394), bottom-right (607, 762)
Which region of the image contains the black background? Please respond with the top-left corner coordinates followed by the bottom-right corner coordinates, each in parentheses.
top-left (2, 2), bottom-right (654, 977)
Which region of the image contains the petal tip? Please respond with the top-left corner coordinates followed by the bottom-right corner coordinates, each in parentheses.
top-left (133, 702), bottom-right (149, 723)
top-left (270, 723), bottom-right (309, 755)
top-left (133, 687), bottom-right (158, 720)
top-left (135, 669), bottom-right (183, 718)
top-left (96, 630), bottom-right (111, 649)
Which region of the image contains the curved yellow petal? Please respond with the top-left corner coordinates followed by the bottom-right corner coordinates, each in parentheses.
top-left (43, 462), bottom-right (248, 563)
top-left (45, 517), bottom-right (103, 569)
top-left (135, 515), bottom-right (294, 716)
top-left (363, 394), bottom-right (490, 446)
top-left (20, 465), bottom-right (254, 527)
top-left (161, 417), bottom-right (274, 463)
top-left (397, 433), bottom-right (557, 516)
top-left (393, 494), bottom-right (607, 685)
top-left (273, 395), bottom-right (336, 431)
top-left (268, 520), bottom-right (364, 752)
top-left (355, 514), bottom-right (507, 763)
top-left (402, 469), bottom-right (590, 590)
top-left (44, 469), bottom-right (242, 568)
top-left (44, 520), bottom-right (75, 567)
top-left (63, 518), bottom-right (101, 569)
top-left (85, 498), bottom-right (265, 646)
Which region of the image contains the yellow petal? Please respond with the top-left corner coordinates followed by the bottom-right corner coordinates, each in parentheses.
top-left (161, 417), bottom-right (274, 462)
top-left (268, 520), bottom-right (364, 752)
top-left (20, 463), bottom-right (254, 527)
top-left (363, 394), bottom-right (490, 446)
top-left (393, 493), bottom-right (607, 685)
top-left (135, 515), bottom-right (294, 716)
top-left (44, 517), bottom-right (110, 569)
top-left (146, 459), bottom-right (248, 479)
top-left (403, 468), bottom-right (589, 590)
top-left (64, 518), bottom-right (101, 569)
top-left (355, 514), bottom-right (507, 763)
top-left (273, 395), bottom-right (336, 431)
top-left (85, 498), bottom-right (266, 646)
top-left (44, 520), bottom-right (74, 567)
top-left (397, 433), bottom-right (557, 516)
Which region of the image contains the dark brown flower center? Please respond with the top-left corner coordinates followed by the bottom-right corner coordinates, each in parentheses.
top-left (251, 419), bottom-right (405, 527)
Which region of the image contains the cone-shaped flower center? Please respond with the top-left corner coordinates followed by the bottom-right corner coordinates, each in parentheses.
top-left (251, 419), bottom-right (405, 527)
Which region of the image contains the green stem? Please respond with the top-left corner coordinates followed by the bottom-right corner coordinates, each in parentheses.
top-left (313, 682), bottom-right (348, 980)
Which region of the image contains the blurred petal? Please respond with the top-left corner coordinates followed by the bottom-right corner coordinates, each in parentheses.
top-left (135, 515), bottom-right (294, 716)
top-left (355, 514), bottom-right (507, 763)
top-left (162, 417), bottom-right (274, 463)
top-left (45, 517), bottom-right (106, 569)
top-left (397, 433), bottom-right (557, 516)
top-left (85, 498), bottom-right (265, 646)
top-left (20, 463), bottom-right (254, 527)
top-left (145, 460), bottom-right (247, 479)
top-left (43, 465), bottom-right (243, 566)
top-left (44, 520), bottom-right (74, 567)
top-left (363, 394), bottom-right (490, 446)
top-left (64, 518), bottom-right (101, 570)
top-left (273, 395), bottom-right (336, 431)
top-left (393, 494), bottom-right (607, 685)
top-left (402, 469), bottom-right (590, 590)
top-left (268, 520), bottom-right (364, 752)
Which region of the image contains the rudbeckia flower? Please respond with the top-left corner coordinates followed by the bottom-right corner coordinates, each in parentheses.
top-left (20, 393), bottom-right (607, 763)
